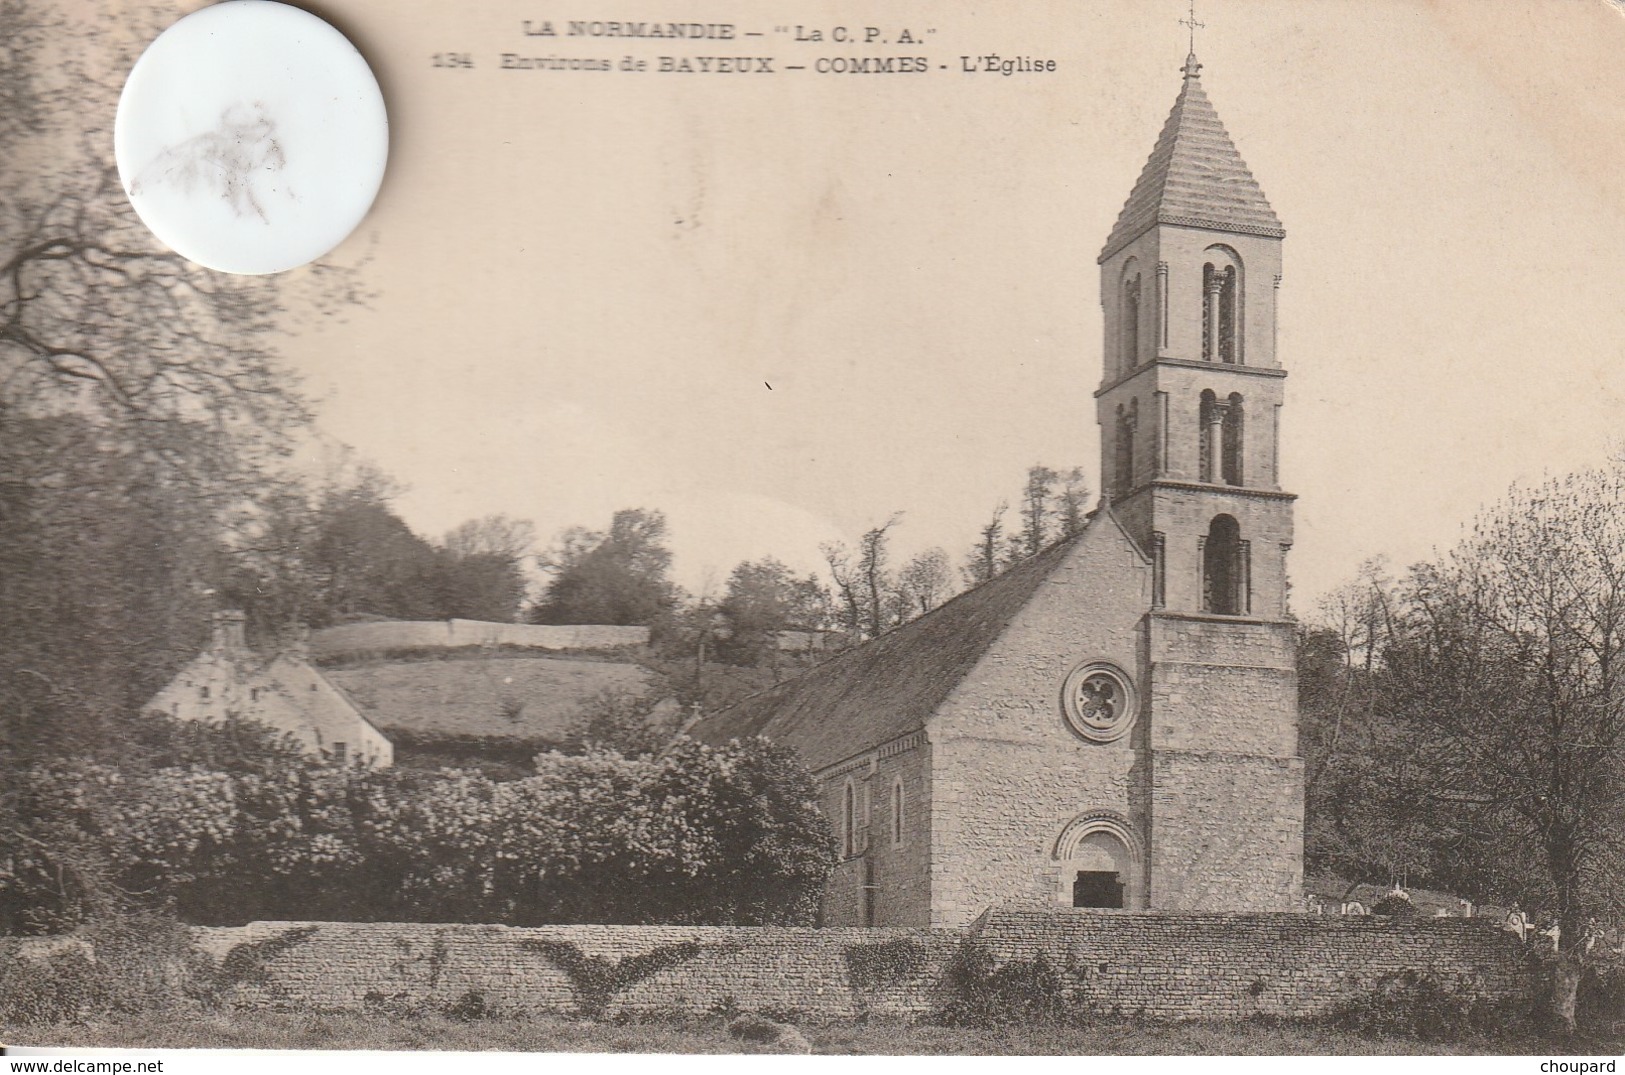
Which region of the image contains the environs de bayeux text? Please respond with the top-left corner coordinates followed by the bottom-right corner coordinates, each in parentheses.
top-left (428, 20), bottom-right (1057, 76)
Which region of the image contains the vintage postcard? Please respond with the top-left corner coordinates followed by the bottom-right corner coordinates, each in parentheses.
top-left (2, 0), bottom-right (1622, 1061)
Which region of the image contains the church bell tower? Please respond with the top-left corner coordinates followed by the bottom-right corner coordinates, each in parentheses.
top-left (1098, 52), bottom-right (1304, 910)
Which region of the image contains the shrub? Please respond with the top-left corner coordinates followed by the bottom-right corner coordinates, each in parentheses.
top-left (0, 945), bottom-right (107, 1026)
top-left (1575, 948), bottom-right (1624, 1035)
top-left (726, 1013), bottom-right (813, 1053)
top-left (522, 939), bottom-right (706, 1019)
top-left (845, 938), bottom-right (928, 991)
top-left (445, 990), bottom-right (489, 1022)
top-left (1327, 967), bottom-right (1523, 1041)
top-left (3, 732), bottom-right (835, 930)
top-left (933, 942), bottom-right (1070, 1028)
top-left (0, 913), bottom-right (213, 1026)
top-left (1370, 894), bottom-right (1419, 917)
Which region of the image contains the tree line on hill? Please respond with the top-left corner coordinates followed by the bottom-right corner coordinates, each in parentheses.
top-left (527, 464), bottom-right (1093, 655)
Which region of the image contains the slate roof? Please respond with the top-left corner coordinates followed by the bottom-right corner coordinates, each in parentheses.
top-left (1099, 54), bottom-right (1284, 262)
top-left (689, 528), bottom-right (1088, 773)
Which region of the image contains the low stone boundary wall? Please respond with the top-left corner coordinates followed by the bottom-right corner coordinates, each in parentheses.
top-left (309, 621), bottom-right (649, 660)
top-left (18, 908), bottom-right (1541, 1023)
top-left (188, 922), bottom-right (961, 1020)
top-left (973, 904), bottom-right (1539, 1020)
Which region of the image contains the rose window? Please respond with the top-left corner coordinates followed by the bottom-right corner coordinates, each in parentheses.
top-left (1061, 663), bottom-right (1137, 743)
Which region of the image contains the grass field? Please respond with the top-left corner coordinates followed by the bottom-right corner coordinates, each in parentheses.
top-left (323, 653), bottom-right (648, 740)
top-left (5, 1012), bottom-right (1594, 1055)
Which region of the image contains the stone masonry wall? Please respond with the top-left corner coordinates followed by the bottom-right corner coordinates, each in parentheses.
top-left (1148, 751), bottom-right (1304, 911)
top-left (972, 906), bottom-right (1539, 1020)
top-left (21, 911), bottom-right (1540, 1023)
top-left (1147, 613), bottom-right (1302, 911)
top-left (819, 740), bottom-right (933, 927)
top-left (184, 922), bottom-right (960, 1020)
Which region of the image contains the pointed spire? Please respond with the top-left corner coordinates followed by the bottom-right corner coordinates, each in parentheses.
top-left (1099, 57), bottom-right (1284, 263)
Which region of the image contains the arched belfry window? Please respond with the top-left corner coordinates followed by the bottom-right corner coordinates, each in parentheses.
top-left (1201, 248), bottom-right (1243, 364)
top-left (1201, 514), bottom-right (1250, 616)
top-left (1122, 273), bottom-right (1142, 369)
top-left (1114, 399), bottom-right (1138, 498)
top-left (1222, 393), bottom-right (1244, 486)
top-left (1198, 390), bottom-right (1221, 483)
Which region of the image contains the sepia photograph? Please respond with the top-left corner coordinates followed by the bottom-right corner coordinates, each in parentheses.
top-left (1, 0), bottom-right (1623, 1060)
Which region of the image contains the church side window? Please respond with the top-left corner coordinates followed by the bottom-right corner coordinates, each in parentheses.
top-left (842, 779), bottom-right (857, 858)
top-left (891, 777), bottom-right (905, 848)
top-left (1222, 393), bottom-right (1244, 486)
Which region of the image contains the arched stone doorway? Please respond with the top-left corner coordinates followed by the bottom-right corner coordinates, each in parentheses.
top-left (1052, 811), bottom-right (1145, 910)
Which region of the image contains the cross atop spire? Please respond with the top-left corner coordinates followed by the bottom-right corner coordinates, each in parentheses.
top-left (1179, 0), bottom-right (1205, 54)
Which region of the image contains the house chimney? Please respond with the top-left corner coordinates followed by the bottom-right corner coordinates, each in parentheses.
top-left (211, 610), bottom-right (247, 654)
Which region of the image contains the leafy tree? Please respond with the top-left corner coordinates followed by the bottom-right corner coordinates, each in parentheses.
top-left (962, 466), bottom-right (1091, 589)
top-left (1296, 562), bottom-right (1439, 894)
top-left (308, 490), bottom-right (442, 622)
top-left (640, 737), bottom-right (836, 926)
top-left (438, 515), bottom-right (535, 622)
top-left (715, 557), bottom-right (831, 667)
top-left (564, 687), bottom-right (682, 758)
top-left (0, 0), bottom-right (361, 763)
top-left (0, 441), bottom-right (230, 764)
top-left (530, 508), bottom-right (679, 626)
top-left (822, 515), bottom-right (906, 641)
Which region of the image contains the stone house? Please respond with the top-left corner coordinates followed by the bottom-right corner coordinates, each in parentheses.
top-left (147, 610), bottom-right (393, 767)
top-left (693, 52), bottom-right (1303, 928)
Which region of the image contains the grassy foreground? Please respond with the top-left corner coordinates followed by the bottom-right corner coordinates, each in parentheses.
top-left (3, 1012), bottom-right (1589, 1055)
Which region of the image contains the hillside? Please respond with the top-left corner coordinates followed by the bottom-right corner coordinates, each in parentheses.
top-left (323, 653), bottom-right (650, 742)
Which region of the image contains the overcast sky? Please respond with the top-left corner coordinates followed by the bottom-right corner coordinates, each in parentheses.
top-left (217, 0), bottom-right (1625, 613)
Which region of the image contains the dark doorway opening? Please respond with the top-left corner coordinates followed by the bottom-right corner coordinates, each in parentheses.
top-left (1073, 870), bottom-right (1125, 909)
top-left (1203, 513), bottom-right (1244, 615)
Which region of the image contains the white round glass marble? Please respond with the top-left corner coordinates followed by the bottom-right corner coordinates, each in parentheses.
top-left (115, 1), bottom-right (388, 275)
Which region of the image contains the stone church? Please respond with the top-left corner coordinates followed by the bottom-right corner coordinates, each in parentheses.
top-left (693, 52), bottom-right (1303, 928)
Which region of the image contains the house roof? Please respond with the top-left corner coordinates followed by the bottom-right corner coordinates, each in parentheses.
top-left (1099, 53), bottom-right (1284, 262)
top-left (689, 529), bottom-right (1090, 772)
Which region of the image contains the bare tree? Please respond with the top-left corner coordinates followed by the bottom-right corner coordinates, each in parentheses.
top-left (1019, 465), bottom-right (1059, 557)
top-left (1053, 466), bottom-right (1091, 540)
top-left (1378, 467), bottom-right (1625, 1029)
top-left (443, 515), bottom-right (537, 561)
top-left (896, 547), bottom-right (952, 619)
top-left (963, 502), bottom-right (1008, 588)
